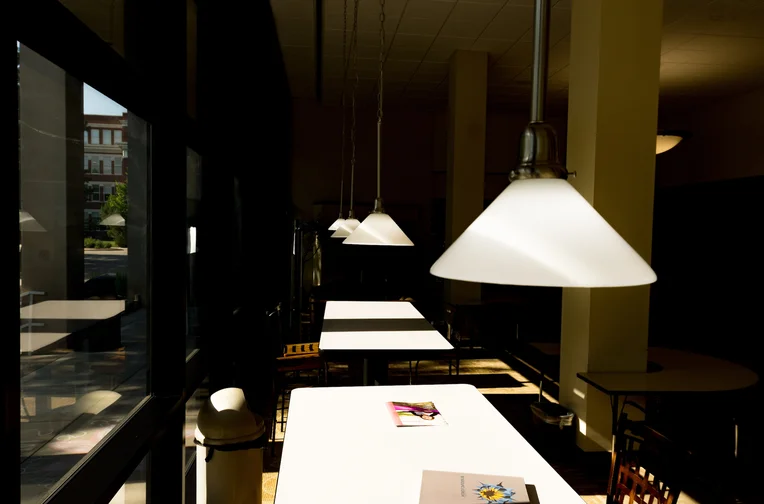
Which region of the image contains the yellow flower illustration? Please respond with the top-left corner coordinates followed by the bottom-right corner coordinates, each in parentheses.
top-left (478, 487), bottom-right (501, 501)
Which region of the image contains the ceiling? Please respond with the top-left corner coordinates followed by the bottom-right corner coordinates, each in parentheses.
top-left (273, 0), bottom-right (764, 108)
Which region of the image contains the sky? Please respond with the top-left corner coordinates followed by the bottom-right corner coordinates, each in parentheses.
top-left (84, 84), bottom-right (127, 115)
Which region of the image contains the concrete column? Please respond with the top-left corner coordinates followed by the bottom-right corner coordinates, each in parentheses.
top-left (446, 50), bottom-right (487, 304)
top-left (19, 46), bottom-right (84, 301)
top-left (560, 0), bottom-right (663, 451)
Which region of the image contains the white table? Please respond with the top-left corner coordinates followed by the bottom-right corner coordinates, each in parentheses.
top-left (274, 384), bottom-right (583, 504)
top-left (320, 301), bottom-right (453, 384)
top-left (20, 300), bottom-right (126, 353)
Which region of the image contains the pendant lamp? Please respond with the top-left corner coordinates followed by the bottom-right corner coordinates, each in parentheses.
top-left (343, 0), bottom-right (413, 246)
top-left (329, 0), bottom-right (349, 233)
top-left (332, 0), bottom-right (361, 239)
top-left (655, 130), bottom-right (688, 154)
top-left (430, 0), bottom-right (656, 287)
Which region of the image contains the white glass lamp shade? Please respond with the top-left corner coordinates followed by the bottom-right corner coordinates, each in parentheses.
top-left (655, 135), bottom-right (682, 154)
top-left (328, 217), bottom-right (345, 231)
top-left (331, 218), bottom-right (360, 238)
top-left (343, 212), bottom-right (413, 246)
top-left (430, 179), bottom-right (656, 287)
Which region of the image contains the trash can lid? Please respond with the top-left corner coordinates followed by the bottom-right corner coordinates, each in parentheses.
top-left (195, 387), bottom-right (265, 447)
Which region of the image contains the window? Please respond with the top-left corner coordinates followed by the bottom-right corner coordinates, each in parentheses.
top-left (91, 128), bottom-right (100, 144)
top-left (115, 157), bottom-right (123, 175)
top-left (103, 129), bottom-right (112, 144)
top-left (104, 157), bottom-right (112, 175)
top-left (114, 130), bottom-right (123, 143)
top-left (19, 43), bottom-right (149, 503)
top-left (84, 130), bottom-right (89, 144)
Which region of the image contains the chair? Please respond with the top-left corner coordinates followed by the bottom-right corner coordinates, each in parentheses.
top-left (444, 304), bottom-right (462, 376)
top-left (608, 412), bottom-right (690, 504)
top-left (268, 304), bottom-right (325, 454)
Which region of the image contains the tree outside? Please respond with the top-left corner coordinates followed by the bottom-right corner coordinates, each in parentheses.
top-left (100, 181), bottom-right (128, 247)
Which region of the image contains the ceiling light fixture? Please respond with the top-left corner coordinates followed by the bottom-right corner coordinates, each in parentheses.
top-left (329, 0), bottom-right (349, 232)
top-left (429, 0), bottom-right (656, 287)
top-left (331, 0), bottom-right (361, 239)
top-left (343, 0), bottom-right (413, 246)
top-left (655, 130), bottom-right (688, 154)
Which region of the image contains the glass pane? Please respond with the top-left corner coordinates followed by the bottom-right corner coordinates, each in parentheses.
top-left (186, 148), bottom-right (201, 355)
top-left (92, 128), bottom-right (100, 144)
top-left (19, 43), bottom-right (149, 503)
top-left (108, 454), bottom-right (147, 504)
top-left (103, 129), bottom-right (112, 145)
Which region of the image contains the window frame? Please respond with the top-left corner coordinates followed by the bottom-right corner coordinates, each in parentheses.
top-left (10, 2), bottom-right (203, 503)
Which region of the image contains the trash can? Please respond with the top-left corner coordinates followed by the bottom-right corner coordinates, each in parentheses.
top-left (195, 387), bottom-right (267, 504)
top-left (530, 380), bottom-right (575, 459)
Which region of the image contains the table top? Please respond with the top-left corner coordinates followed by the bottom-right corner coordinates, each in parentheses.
top-left (20, 300), bottom-right (126, 320)
top-left (274, 384), bottom-right (583, 504)
top-left (320, 301), bottom-right (453, 352)
top-left (19, 332), bottom-right (67, 354)
top-left (578, 347), bottom-right (758, 395)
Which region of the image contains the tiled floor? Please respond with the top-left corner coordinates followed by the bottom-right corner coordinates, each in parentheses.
top-left (263, 355), bottom-right (736, 504)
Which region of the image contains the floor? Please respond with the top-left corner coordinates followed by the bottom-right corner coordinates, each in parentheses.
top-left (262, 354), bottom-right (751, 504)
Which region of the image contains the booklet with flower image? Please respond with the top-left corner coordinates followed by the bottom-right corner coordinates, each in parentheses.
top-left (419, 470), bottom-right (532, 503)
top-left (386, 401), bottom-right (447, 427)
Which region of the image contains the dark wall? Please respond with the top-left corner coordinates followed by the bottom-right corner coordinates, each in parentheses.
top-left (649, 175), bottom-right (764, 372)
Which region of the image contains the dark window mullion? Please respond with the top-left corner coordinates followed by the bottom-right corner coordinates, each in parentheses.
top-left (130, 0), bottom-right (188, 501)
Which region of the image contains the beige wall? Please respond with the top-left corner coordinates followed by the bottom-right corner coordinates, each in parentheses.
top-left (290, 99), bottom-right (567, 243)
top-left (657, 86), bottom-right (764, 187)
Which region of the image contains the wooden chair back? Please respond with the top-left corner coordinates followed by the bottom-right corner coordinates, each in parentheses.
top-left (609, 414), bottom-right (690, 504)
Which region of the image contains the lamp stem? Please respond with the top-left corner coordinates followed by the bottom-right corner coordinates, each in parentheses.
top-left (376, 0), bottom-right (385, 201)
top-left (349, 0), bottom-right (359, 215)
top-left (338, 0), bottom-right (348, 217)
top-left (530, 0), bottom-right (550, 123)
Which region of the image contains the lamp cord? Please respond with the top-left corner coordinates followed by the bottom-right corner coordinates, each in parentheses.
top-left (338, 0), bottom-right (348, 217)
top-left (349, 0), bottom-right (359, 216)
top-left (376, 0), bottom-right (385, 200)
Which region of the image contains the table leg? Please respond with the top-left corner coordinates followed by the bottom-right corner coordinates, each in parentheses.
top-left (606, 394), bottom-right (620, 497)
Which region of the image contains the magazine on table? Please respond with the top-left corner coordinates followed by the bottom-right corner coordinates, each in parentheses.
top-left (419, 470), bottom-right (534, 503)
top-left (386, 401), bottom-right (447, 427)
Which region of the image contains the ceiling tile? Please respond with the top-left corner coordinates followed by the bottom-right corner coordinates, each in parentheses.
top-left (496, 40), bottom-right (533, 68)
top-left (449, 1), bottom-right (504, 22)
top-left (386, 45), bottom-right (430, 60)
top-left (661, 32), bottom-right (696, 53)
top-left (425, 36), bottom-right (475, 61)
top-left (396, 16), bottom-right (448, 36)
top-left (440, 19), bottom-right (489, 39)
top-left (403, 0), bottom-right (455, 21)
top-left (549, 6), bottom-right (571, 45)
top-left (547, 36), bottom-right (570, 73)
top-left (417, 60), bottom-right (450, 76)
top-left (391, 33), bottom-right (437, 48)
top-left (480, 5), bottom-right (533, 41)
top-left (471, 37), bottom-right (514, 59)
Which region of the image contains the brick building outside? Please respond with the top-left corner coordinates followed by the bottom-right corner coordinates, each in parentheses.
top-left (84, 113), bottom-right (128, 232)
